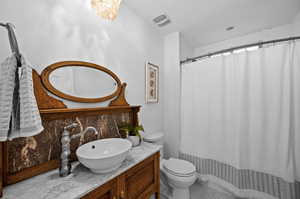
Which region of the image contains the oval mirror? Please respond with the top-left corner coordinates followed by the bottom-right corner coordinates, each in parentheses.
top-left (41, 61), bottom-right (121, 103)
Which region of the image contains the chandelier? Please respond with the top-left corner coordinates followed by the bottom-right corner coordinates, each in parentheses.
top-left (91, 0), bottom-right (122, 20)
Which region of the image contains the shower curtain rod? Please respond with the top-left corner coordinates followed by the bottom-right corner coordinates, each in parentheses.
top-left (181, 36), bottom-right (300, 65)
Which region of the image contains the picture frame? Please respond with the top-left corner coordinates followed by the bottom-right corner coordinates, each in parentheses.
top-left (145, 62), bottom-right (159, 103)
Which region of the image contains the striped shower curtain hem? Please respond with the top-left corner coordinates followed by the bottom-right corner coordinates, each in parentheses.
top-left (200, 174), bottom-right (277, 199)
top-left (179, 152), bottom-right (300, 199)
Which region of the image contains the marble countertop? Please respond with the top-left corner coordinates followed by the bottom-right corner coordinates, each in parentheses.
top-left (3, 142), bottom-right (161, 199)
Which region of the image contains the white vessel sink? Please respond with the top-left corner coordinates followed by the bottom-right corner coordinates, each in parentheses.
top-left (76, 138), bottom-right (132, 174)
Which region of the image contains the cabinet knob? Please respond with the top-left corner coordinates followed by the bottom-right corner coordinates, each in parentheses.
top-left (113, 197), bottom-right (116, 199)
top-left (120, 190), bottom-right (125, 199)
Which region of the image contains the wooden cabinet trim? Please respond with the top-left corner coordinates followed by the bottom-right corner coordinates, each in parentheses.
top-left (125, 152), bottom-right (160, 199)
top-left (81, 178), bottom-right (117, 199)
top-left (125, 154), bottom-right (155, 178)
top-left (39, 106), bottom-right (140, 114)
top-left (81, 152), bottom-right (160, 199)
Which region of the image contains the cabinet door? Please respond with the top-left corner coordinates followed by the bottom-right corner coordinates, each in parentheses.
top-left (81, 179), bottom-right (117, 199)
top-left (121, 152), bottom-right (160, 199)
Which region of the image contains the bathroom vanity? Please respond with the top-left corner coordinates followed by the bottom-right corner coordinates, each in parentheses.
top-left (0, 61), bottom-right (161, 198)
top-left (82, 149), bottom-right (160, 199)
top-left (3, 143), bottom-right (160, 199)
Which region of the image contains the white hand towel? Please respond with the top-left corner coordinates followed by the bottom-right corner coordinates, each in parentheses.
top-left (0, 55), bottom-right (17, 141)
top-left (0, 55), bottom-right (43, 141)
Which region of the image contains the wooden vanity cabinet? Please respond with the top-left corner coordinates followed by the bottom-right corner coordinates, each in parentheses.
top-left (81, 152), bottom-right (160, 199)
top-left (82, 179), bottom-right (118, 199)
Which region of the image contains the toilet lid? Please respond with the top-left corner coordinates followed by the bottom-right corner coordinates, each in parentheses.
top-left (163, 158), bottom-right (196, 177)
top-left (143, 132), bottom-right (164, 142)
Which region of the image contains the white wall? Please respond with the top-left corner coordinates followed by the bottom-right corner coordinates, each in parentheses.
top-left (0, 0), bottom-right (164, 133)
top-left (163, 32), bottom-right (181, 158)
top-left (180, 36), bottom-right (194, 62)
top-left (194, 12), bottom-right (300, 56)
top-left (292, 12), bottom-right (300, 34)
top-left (162, 33), bottom-right (194, 159)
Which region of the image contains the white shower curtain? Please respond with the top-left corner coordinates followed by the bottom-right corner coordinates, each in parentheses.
top-left (180, 41), bottom-right (300, 199)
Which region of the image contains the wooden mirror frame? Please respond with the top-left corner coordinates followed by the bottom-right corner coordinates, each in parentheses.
top-left (41, 61), bottom-right (122, 103)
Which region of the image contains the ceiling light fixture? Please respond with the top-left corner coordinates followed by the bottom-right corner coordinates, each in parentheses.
top-left (91, 0), bottom-right (122, 20)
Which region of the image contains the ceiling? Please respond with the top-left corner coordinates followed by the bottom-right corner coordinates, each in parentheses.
top-left (124, 0), bottom-right (300, 48)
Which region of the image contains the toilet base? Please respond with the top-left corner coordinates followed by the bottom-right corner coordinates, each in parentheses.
top-left (173, 188), bottom-right (190, 199)
top-left (160, 158), bottom-right (196, 199)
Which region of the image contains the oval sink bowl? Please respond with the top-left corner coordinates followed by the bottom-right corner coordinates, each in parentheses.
top-left (76, 138), bottom-right (132, 174)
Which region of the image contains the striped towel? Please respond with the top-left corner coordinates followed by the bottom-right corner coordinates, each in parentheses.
top-left (0, 55), bottom-right (43, 141)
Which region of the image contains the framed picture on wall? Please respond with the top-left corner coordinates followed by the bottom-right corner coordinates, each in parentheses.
top-left (145, 62), bottom-right (159, 103)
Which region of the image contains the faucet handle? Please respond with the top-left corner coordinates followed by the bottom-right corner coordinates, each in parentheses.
top-left (64, 123), bottom-right (79, 130)
top-left (70, 126), bottom-right (99, 140)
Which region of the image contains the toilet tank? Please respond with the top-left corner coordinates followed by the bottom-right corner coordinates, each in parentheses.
top-left (143, 132), bottom-right (164, 159)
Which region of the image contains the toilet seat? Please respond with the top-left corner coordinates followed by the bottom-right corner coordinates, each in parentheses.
top-left (163, 158), bottom-right (196, 177)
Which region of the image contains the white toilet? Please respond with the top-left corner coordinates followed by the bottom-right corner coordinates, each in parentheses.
top-left (143, 132), bottom-right (197, 199)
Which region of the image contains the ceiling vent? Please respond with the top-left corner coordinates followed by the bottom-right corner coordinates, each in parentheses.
top-left (153, 14), bottom-right (171, 27)
top-left (226, 26), bottom-right (235, 31)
